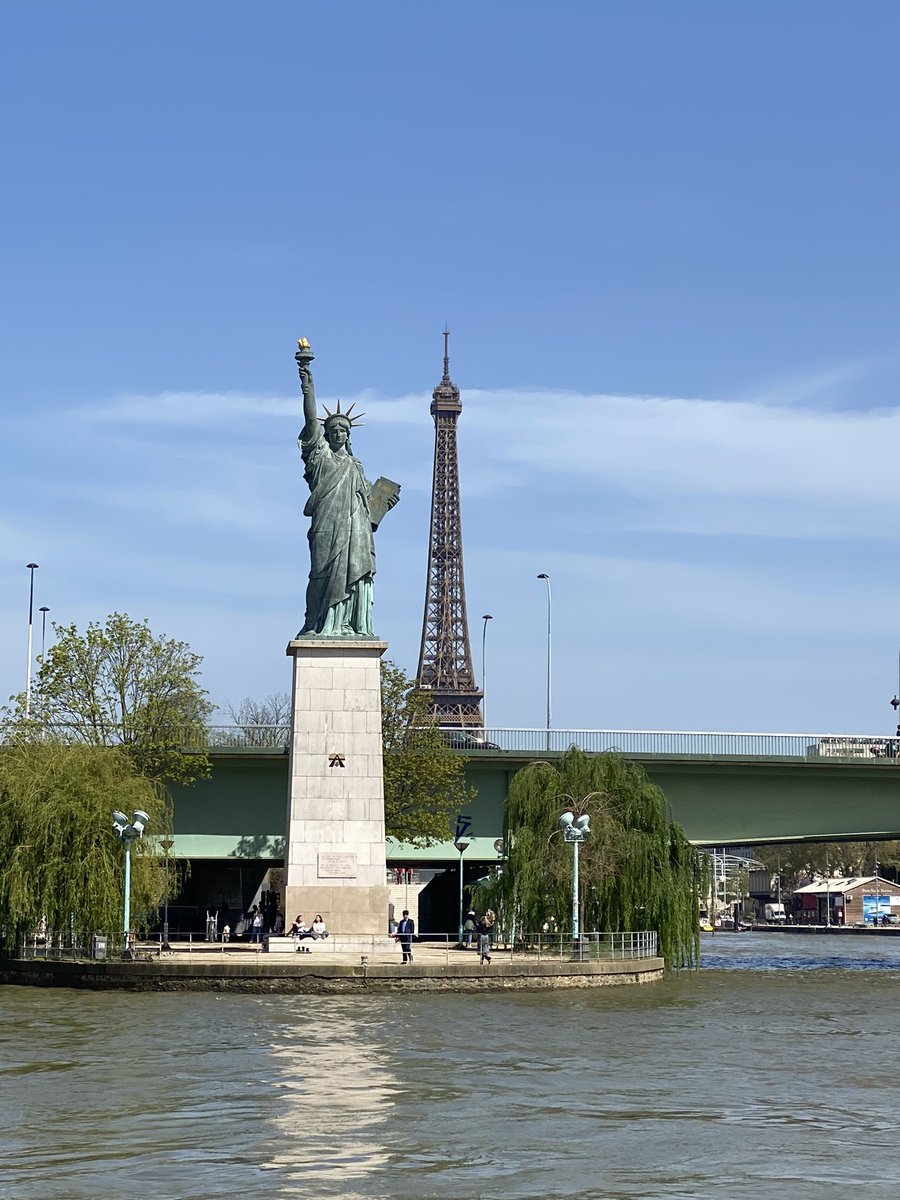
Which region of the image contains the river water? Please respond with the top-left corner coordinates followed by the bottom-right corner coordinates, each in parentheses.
top-left (2, 933), bottom-right (899, 1200)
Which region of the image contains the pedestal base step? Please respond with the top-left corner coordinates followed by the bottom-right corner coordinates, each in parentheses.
top-left (265, 935), bottom-right (396, 955)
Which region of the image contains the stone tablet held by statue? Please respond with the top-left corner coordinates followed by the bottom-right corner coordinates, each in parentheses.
top-left (294, 339), bottom-right (400, 639)
top-left (368, 476), bottom-right (401, 530)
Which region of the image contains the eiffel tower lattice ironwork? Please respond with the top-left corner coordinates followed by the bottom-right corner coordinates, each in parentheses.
top-left (416, 330), bottom-right (483, 728)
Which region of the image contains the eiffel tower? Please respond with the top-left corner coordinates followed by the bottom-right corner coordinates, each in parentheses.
top-left (416, 330), bottom-right (483, 728)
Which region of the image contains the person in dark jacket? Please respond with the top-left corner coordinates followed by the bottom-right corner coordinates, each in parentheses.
top-left (394, 910), bottom-right (415, 963)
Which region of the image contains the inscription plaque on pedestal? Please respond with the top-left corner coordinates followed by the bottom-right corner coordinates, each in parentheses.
top-left (317, 851), bottom-right (358, 879)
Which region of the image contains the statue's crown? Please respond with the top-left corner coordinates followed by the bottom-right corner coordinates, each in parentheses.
top-left (321, 399), bottom-right (365, 428)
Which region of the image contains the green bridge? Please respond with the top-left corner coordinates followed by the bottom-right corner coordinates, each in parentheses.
top-left (171, 727), bottom-right (900, 868)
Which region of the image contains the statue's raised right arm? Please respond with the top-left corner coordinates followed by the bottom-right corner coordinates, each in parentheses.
top-left (298, 362), bottom-right (317, 434)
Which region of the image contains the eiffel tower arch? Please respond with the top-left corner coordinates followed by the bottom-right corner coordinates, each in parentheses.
top-left (416, 330), bottom-right (484, 729)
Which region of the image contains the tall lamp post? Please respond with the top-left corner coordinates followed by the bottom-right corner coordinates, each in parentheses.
top-left (536, 573), bottom-right (552, 750)
top-left (481, 614), bottom-right (493, 731)
top-left (38, 606), bottom-right (49, 725)
top-left (24, 563), bottom-right (39, 719)
top-left (455, 836), bottom-right (470, 945)
top-left (38, 606), bottom-right (50, 663)
top-left (160, 836), bottom-right (175, 949)
top-left (559, 810), bottom-right (590, 955)
top-left (112, 809), bottom-right (150, 958)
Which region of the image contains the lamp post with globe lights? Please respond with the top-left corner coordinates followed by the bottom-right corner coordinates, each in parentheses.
top-left (559, 810), bottom-right (590, 955)
top-left (112, 809), bottom-right (150, 957)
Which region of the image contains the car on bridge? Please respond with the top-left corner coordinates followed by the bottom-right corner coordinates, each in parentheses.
top-left (441, 730), bottom-right (501, 751)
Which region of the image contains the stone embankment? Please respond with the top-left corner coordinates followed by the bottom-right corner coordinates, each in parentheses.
top-left (0, 942), bottom-right (664, 993)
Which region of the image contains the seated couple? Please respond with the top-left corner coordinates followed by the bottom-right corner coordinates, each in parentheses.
top-left (289, 914), bottom-right (328, 953)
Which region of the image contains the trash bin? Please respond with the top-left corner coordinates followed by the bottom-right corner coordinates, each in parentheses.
top-left (91, 935), bottom-right (107, 961)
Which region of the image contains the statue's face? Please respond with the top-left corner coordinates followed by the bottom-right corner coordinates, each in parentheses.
top-left (325, 419), bottom-right (350, 450)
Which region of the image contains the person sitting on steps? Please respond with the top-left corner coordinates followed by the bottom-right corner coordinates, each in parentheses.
top-left (289, 914), bottom-right (317, 952)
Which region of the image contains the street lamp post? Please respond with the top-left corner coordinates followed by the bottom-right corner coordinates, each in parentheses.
top-left (38, 606), bottom-right (50, 727)
top-left (481, 614), bottom-right (493, 731)
top-left (454, 837), bottom-right (471, 945)
top-left (39, 606), bottom-right (50, 664)
top-left (559, 811), bottom-right (590, 956)
top-left (536, 574), bottom-right (552, 750)
top-left (112, 809), bottom-right (150, 957)
top-left (160, 836), bottom-right (175, 949)
top-left (24, 563), bottom-right (39, 719)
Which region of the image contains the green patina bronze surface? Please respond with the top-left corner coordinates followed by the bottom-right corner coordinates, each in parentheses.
top-left (294, 340), bottom-right (400, 638)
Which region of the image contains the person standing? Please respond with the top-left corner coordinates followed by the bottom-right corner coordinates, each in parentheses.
top-left (395, 910), bottom-right (415, 963)
top-left (463, 911), bottom-right (477, 948)
top-left (477, 914), bottom-right (492, 965)
top-left (250, 906), bottom-right (265, 944)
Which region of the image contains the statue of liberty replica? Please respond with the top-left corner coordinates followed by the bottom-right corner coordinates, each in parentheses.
top-left (282, 339), bottom-right (400, 939)
top-left (295, 339), bottom-right (400, 637)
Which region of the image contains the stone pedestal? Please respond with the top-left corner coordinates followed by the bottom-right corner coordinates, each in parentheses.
top-left (282, 639), bottom-right (390, 935)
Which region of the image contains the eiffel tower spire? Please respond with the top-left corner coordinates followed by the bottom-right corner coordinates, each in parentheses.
top-left (416, 328), bottom-right (483, 727)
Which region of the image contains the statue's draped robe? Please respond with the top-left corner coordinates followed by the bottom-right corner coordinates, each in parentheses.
top-left (299, 420), bottom-right (375, 637)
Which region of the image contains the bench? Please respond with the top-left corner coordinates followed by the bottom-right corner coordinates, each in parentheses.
top-left (265, 936), bottom-right (302, 954)
top-left (265, 935), bottom-right (329, 953)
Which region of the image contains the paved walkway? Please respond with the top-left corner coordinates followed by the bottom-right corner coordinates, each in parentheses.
top-left (141, 941), bottom-right (590, 967)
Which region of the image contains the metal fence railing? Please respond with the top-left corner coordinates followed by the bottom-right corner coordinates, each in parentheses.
top-left (17, 930), bottom-right (269, 961)
top-left (6, 723), bottom-right (900, 760)
top-left (506, 931), bottom-right (659, 961)
top-left (195, 726), bottom-right (900, 760)
top-left (14, 929), bottom-right (660, 964)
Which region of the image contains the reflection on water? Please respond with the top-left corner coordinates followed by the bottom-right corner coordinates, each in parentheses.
top-left (1, 935), bottom-right (900, 1199)
top-left (267, 1008), bottom-right (395, 1188)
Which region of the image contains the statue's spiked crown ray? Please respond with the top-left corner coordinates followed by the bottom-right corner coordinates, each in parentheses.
top-left (321, 399), bottom-right (365, 428)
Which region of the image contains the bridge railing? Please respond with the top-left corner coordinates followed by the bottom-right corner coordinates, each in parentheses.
top-left (116, 725), bottom-right (900, 759)
top-left (6, 723), bottom-right (899, 760)
top-left (438, 728), bottom-right (900, 758)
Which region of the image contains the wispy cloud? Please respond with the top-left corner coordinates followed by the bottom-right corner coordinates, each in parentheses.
top-left (73, 387), bottom-right (431, 428)
top-left (7, 366), bottom-right (900, 731)
top-left (66, 374), bottom-right (900, 541)
top-left (76, 389), bottom-right (296, 426)
top-left (458, 386), bottom-right (900, 517)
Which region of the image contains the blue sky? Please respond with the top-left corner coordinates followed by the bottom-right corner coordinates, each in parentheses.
top-left (3, 3), bottom-right (900, 735)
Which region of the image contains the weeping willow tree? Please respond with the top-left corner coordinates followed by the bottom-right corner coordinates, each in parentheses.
top-left (491, 748), bottom-right (705, 969)
top-left (0, 742), bottom-right (175, 944)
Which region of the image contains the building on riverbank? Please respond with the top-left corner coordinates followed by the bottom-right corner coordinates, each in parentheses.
top-left (792, 875), bottom-right (900, 925)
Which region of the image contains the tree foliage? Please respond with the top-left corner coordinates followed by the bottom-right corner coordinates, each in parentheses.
top-left (492, 748), bottom-right (705, 968)
top-left (381, 661), bottom-right (474, 845)
top-left (11, 613), bottom-right (213, 786)
top-left (0, 742), bottom-right (174, 939)
top-left (752, 840), bottom-right (900, 895)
